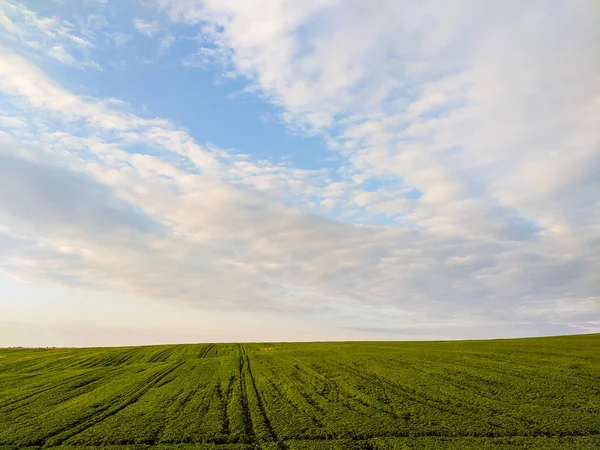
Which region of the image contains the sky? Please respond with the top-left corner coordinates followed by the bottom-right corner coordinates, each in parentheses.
top-left (0, 0), bottom-right (598, 347)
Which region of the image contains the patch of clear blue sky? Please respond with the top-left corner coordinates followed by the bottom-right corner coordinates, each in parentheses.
top-left (83, 65), bottom-right (332, 171)
top-left (27, 0), bottom-right (334, 174)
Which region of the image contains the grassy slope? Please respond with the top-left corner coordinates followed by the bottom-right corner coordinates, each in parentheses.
top-left (0, 334), bottom-right (598, 449)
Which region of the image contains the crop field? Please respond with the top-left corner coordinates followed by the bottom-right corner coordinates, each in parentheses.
top-left (0, 334), bottom-right (599, 449)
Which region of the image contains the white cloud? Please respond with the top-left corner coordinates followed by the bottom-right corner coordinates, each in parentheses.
top-left (47, 44), bottom-right (99, 69)
top-left (47, 44), bottom-right (76, 64)
top-left (158, 33), bottom-right (175, 54)
top-left (107, 31), bottom-right (130, 47)
top-left (157, 0), bottom-right (599, 238)
top-left (133, 17), bottom-right (160, 37)
top-left (0, 0), bottom-right (99, 69)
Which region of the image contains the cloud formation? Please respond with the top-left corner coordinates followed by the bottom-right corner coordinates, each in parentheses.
top-left (133, 18), bottom-right (160, 37)
top-left (0, 0), bottom-right (598, 338)
top-left (0, 0), bottom-right (99, 68)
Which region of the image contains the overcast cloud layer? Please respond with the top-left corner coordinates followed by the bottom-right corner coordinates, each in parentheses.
top-left (0, 0), bottom-right (598, 342)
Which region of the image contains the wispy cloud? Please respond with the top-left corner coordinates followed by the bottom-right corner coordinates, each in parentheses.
top-left (47, 44), bottom-right (99, 69)
top-left (107, 31), bottom-right (130, 48)
top-left (159, 0), bottom-right (600, 239)
top-left (132, 17), bottom-right (160, 37)
top-left (0, 0), bottom-right (99, 69)
top-left (158, 33), bottom-right (175, 55)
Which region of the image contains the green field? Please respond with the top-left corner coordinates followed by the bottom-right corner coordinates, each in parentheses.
top-left (0, 334), bottom-right (599, 449)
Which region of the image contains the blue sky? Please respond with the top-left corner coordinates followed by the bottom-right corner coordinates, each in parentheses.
top-left (0, 0), bottom-right (598, 346)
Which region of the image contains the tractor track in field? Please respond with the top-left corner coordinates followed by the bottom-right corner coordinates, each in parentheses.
top-left (147, 347), bottom-right (176, 363)
top-left (235, 344), bottom-right (285, 449)
top-left (41, 361), bottom-right (186, 447)
top-left (216, 371), bottom-right (236, 437)
top-left (241, 346), bottom-right (283, 449)
top-left (0, 370), bottom-right (107, 412)
top-left (330, 359), bottom-right (471, 419)
top-left (153, 361), bottom-right (223, 445)
top-left (237, 344), bottom-right (255, 443)
top-left (262, 374), bottom-right (325, 429)
top-left (198, 344), bottom-right (216, 359)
